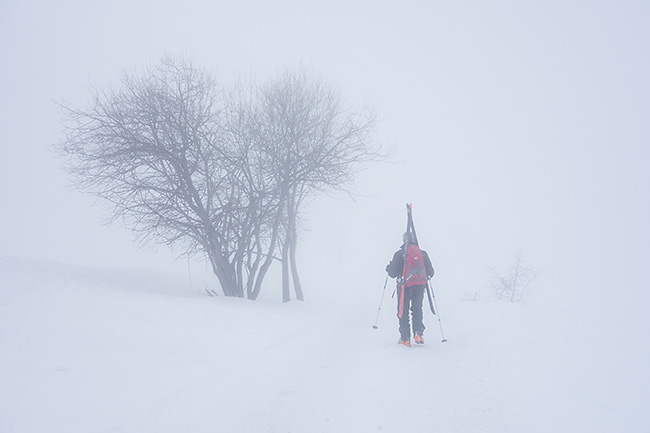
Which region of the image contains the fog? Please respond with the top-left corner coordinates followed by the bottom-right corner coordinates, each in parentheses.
top-left (1, 1), bottom-right (649, 311)
top-left (2, 2), bottom-right (650, 431)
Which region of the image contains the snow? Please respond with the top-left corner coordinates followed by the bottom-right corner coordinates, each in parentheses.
top-left (1, 255), bottom-right (648, 433)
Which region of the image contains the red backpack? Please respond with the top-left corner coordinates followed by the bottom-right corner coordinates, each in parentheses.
top-left (404, 244), bottom-right (427, 287)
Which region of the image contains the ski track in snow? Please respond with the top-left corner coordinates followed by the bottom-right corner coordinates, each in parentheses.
top-left (0, 255), bottom-right (648, 433)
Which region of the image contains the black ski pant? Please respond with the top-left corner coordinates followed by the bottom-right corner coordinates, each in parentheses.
top-left (396, 283), bottom-right (426, 340)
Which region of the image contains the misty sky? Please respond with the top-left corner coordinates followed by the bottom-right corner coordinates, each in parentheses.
top-left (1, 1), bottom-right (649, 311)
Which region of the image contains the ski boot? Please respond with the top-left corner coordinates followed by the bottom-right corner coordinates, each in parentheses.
top-left (398, 338), bottom-right (411, 347)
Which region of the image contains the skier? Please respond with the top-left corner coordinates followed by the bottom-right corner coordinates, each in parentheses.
top-left (386, 231), bottom-right (435, 347)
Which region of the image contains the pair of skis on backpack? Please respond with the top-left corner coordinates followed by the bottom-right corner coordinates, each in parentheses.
top-left (404, 203), bottom-right (437, 316)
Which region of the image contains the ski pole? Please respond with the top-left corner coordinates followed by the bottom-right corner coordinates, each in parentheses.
top-left (372, 274), bottom-right (389, 329)
top-left (428, 277), bottom-right (447, 342)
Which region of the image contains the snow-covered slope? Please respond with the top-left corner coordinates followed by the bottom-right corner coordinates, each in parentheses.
top-left (0, 256), bottom-right (646, 433)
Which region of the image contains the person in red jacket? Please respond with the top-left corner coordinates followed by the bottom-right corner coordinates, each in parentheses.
top-left (386, 232), bottom-right (435, 347)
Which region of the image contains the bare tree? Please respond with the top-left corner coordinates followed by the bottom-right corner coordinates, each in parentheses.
top-left (59, 57), bottom-right (273, 297)
top-left (490, 251), bottom-right (538, 302)
top-left (58, 58), bottom-right (380, 301)
top-left (256, 70), bottom-right (380, 302)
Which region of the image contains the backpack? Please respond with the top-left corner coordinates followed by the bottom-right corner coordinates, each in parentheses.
top-left (403, 244), bottom-right (427, 287)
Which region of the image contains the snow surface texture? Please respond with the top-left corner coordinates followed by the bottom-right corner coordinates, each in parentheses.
top-left (0, 255), bottom-right (647, 433)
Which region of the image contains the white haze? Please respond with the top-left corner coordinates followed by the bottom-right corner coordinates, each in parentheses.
top-left (1, 0), bottom-right (649, 431)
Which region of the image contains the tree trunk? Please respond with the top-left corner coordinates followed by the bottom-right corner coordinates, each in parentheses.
top-left (287, 196), bottom-right (303, 301)
top-left (208, 252), bottom-right (240, 297)
top-left (207, 232), bottom-right (242, 297)
top-left (250, 188), bottom-right (287, 300)
top-left (281, 237), bottom-right (291, 302)
top-left (289, 234), bottom-right (303, 301)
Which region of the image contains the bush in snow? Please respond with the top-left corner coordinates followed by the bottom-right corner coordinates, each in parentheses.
top-left (490, 251), bottom-right (538, 303)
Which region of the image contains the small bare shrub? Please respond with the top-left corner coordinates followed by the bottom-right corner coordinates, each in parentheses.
top-left (490, 251), bottom-right (538, 302)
